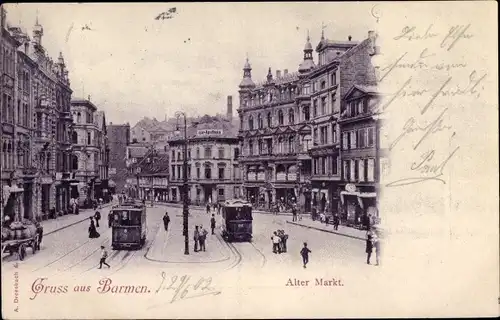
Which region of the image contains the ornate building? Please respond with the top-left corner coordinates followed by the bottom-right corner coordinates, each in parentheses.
top-left (1, 9), bottom-right (73, 222)
top-left (70, 97), bottom-right (101, 207)
top-left (238, 30), bottom-right (378, 215)
top-left (168, 111), bottom-right (241, 205)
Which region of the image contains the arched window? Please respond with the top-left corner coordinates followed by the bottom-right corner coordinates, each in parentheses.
top-left (267, 112), bottom-right (272, 127)
top-left (258, 114), bottom-right (263, 129)
top-left (72, 155), bottom-right (78, 170)
top-left (248, 115), bottom-right (254, 130)
top-left (278, 137), bottom-right (283, 153)
top-left (278, 110), bottom-right (284, 125)
top-left (288, 109), bottom-right (294, 124)
top-left (288, 136), bottom-right (295, 153)
top-left (72, 131), bottom-right (78, 144)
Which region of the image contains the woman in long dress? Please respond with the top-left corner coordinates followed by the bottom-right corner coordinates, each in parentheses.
top-left (88, 217), bottom-right (100, 238)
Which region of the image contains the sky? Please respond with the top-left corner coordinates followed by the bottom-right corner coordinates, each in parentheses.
top-left (4, 3), bottom-right (378, 126)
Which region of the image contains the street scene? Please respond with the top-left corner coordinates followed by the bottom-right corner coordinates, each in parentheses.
top-left (1, 3), bottom-right (387, 318)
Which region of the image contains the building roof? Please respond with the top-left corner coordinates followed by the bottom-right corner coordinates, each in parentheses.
top-left (127, 145), bottom-right (149, 158)
top-left (169, 114), bottom-right (239, 142)
top-left (140, 154), bottom-right (169, 175)
top-left (71, 98), bottom-right (97, 111)
top-left (254, 71), bottom-right (300, 89)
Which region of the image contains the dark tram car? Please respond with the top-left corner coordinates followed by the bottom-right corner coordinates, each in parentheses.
top-left (221, 199), bottom-right (253, 242)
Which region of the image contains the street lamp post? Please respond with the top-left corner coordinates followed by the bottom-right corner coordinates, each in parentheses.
top-left (175, 111), bottom-right (189, 255)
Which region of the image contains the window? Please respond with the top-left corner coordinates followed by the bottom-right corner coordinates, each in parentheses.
top-left (248, 140), bottom-right (253, 156)
top-left (313, 158), bottom-right (318, 175)
top-left (359, 129), bottom-right (366, 148)
top-left (350, 131), bottom-right (357, 149)
top-left (342, 133), bottom-right (348, 150)
top-left (288, 109), bottom-right (294, 124)
top-left (77, 112), bottom-right (81, 123)
top-left (367, 159), bottom-right (375, 182)
top-left (321, 81), bottom-right (326, 90)
top-left (343, 160), bottom-right (349, 181)
top-left (331, 93), bottom-right (337, 112)
top-left (332, 124), bottom-right (337, 143)
top-left (218, 168), bottom-right (225, 179)
top-left (196, 167), bottom-right (200, 179)
top-left (303, 106), bottom-right (310, 121)
top-left (320, 126), bottom-right (327, 145)
top-left (266, 112), bottom-right (272, 127)
top-left (187, 166), bottom-right (191, 179)
top-left (248, 116), bottom-right (254, 130)
top-left (278, 110), bottom-right (284, 125)
top-left (278, 137), bottom-right (284, 153)
top-left (321, 97), bottom-right (327, 115)
top-left (204, 146), bottom-right (212, 158)
top-left (358, 159), bottom-right (366, 182)
top-left (187, 149), bottom-right (191, 160)
top-left (72, 155), bottom-right (78, 170)
top-left (178, 151), bottom-right (182, 161)
top-left (288, 136), bottom-right (295, 153)
top-left (367, 127), bottom-right (375, 147)
top-left (313, 100), bottom-right (318, 117)
top-left (350, 160), bottom-right (356, 182)
top-left (205, 167), bottom-right (212, 179)
top-left (313, 128), bottom-right (318, 145)
top-left (218, 188), bottom-right (225, 196)
top-left (312, 82), bottom-right (316, 93)
top-left (234, 147), bottom-right (239, 160)
top-left (332, 156), bottom-right (338, 175)
top-left (331, 71), bottom-right (337, 85)
top-left (87, 132), bottom-right (91, 145)
top-left (354, 159), bottom-right (359, 181)
top-left (258, 114), bottom-right (263, 129)
top-left (258, 140), bottom-right (263, 154)
top-left (196, 148), bottom-right (200, 158)
top-left (72, 132), bottom-right (78, 144)
top-left (218, 147), bottom-right (224, 159)
top-left (171, 150), bottom-right (176, 161)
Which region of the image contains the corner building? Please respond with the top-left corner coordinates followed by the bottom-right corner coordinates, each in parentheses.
top-left (168, 114), bottom-right (241, 205)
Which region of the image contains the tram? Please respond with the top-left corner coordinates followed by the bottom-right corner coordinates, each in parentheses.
top-left (221, 199), bottom-right (253, 242)
top-left (109, 200), bottom-right (147, 250)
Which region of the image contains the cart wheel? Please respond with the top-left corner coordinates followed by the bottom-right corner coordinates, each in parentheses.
top-left (18, 244), bottom-right (26, 261)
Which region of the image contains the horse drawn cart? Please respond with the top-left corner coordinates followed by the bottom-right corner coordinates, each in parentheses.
top-left (1, 220), bottom-right (43, 261)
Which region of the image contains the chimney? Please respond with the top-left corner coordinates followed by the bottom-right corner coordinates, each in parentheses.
top-left (227, 95), bottom-right (233, 120)
top-left (348, 35), bottom-right (352, 41)
top-left (284, 69), bottom-right (288, 76)
top-left (276, 70), bottom-right (281, 78)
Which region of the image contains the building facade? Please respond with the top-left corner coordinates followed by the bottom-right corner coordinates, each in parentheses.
top-left (168, 113), bottom-right (241, 205)
top-left (238, 30), bottom-right (379, 218)
top-left (307, 32), bottom-right (377, 217)
top-left (70, 97), bottom-right (101, 207)
top-left (1, 9), bottom-right (73, 223)
top-left (93, 111), bottom-right (110, 201)
top-left (107, 123), bottom-right (130, 193)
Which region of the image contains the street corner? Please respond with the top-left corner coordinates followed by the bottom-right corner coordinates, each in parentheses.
top-left (144, 224), bottom-right (232, 265)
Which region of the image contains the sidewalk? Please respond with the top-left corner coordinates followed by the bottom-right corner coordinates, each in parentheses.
top-left (42, 203), bottom-right (114, 236)
top-left (286, 218), bottom-right (367, 241)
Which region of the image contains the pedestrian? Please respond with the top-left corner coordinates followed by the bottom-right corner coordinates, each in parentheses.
top-left (99, 197), bottom-right (103, 209)
top-left (98, 246), bottom-right (110, 269)
top-left (271, 231), bottom-right (281, 254)
top-left (372, 230), bottom-right (380, 266)
top-left (199, 225), bottom-right (208, 252)
top-left (366, 230), bottom-right (373, 264)
top-left (193, 226), bottom-right (200, 252)
top-left (292, 206), bottom-right (297, 222)
top-left (280, 230), bottom-right (288, 253)
top-left (217, 203), bottom-right (221, 215)
top-left (300, 242), bottom-right (311, 268)
top-left (88, 217), bottom-right (100, 238)
top-left (298, 209), bottom-right (303, 221)
top-left (94, 211), bottom-right (101, 227)
top-left (333, 213), bottom-right (340, 230)
top-left (93, 200), bottom-right (98, 210)
top-left (206, 203), bottom-right (211, 214)
top-left (210, 214), bottom-right (216, 235)
top-left (163, 212), bottom-right (170, 231)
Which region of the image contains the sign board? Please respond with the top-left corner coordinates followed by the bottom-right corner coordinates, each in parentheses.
top-left (196, 129), bottom-right (223, 136)
top-left (55, 172), bottom-right (63, 181)
top-left (345, 183), bottom-right (357, 193)
top-left (109, 168), bottom-right (117, 175)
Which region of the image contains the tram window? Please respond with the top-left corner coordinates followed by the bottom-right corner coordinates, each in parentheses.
top-left (130, 211), bottom-right (142, 226)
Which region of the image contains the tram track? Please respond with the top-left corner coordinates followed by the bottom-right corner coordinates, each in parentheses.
top-left (249, 241), bottom-right (267, 268)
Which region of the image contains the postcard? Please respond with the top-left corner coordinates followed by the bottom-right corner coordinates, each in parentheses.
top-left (1, 2), bottom-right (498, 319)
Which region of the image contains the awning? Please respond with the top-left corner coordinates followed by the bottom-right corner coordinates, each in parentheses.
top-left (340, 191), bottom-right (377, 205)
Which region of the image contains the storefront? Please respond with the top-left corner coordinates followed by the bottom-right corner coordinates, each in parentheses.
top-left (2, 184), bottom-right (25, 222)
top-left (340, 183), bottom-right (378, 229)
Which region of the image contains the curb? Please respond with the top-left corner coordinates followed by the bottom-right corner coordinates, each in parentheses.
top-left (155, 202), bottom-right (296, 216)
top-left (286, 221), bottom-right (365, 241)
top-left (42, 203), bottom-right (114, 236)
